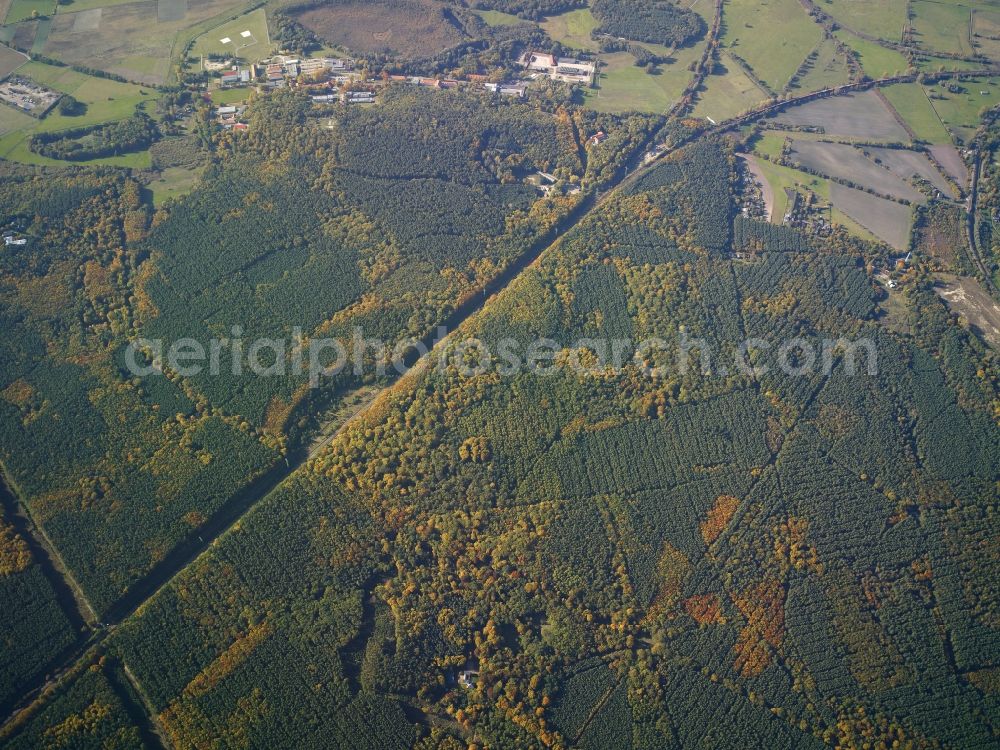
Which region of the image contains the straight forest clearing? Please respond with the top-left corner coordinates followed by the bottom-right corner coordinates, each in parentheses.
top-left (770, 89), bottom-right (911, 141)
top-left (188, 6), bottom-right (268, 61)
top-left (911, 0), bottom-right (975, 57)
top-left (40, 0), bottom-right (248, 84)
top-left (880, 81), bottom-right (953, 143)
top-left (691, 52), bottom-right (769, 122)
top-left (821, 0), bottom-right (908, 42)
top-left (834, 29), bottom-right (909, 78)
top-left (292, 0), bottom-right (467, 59)
top-left (829, 181), bottom-right (913, 249)
top-left (0, 42), bottom-right (26, 78)
top-left (720, 0), bottom-right (823, 92)
top-left (786, 140), bottom-right (926, 203)
top-left (790, 36), bottom-right (851, 92)
top-left (539, 6), bottom-right (600, 51)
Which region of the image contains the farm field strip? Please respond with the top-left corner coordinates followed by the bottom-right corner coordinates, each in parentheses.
top-left (787, 139), bottom-right (927, 203)
top-left (771, 88), bottom-right (911, 140)
top-left (829, 181), bottom-right (914, 248)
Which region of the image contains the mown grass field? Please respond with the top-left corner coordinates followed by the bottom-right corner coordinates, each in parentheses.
top-left (208, 85), bottom-right (252, 104)
top-left (911, 0), bottom-right (974, 57)
top-left (721, 0), bottom-right (823, 91)
top-left (540, 6), bottom-right (599, 51)
top-left (583, 52), bottom-right (680, 113)
top-left (188, 6), bottom-right (269, 62)
top-left (881, 82), bottom-right (952, 143)
top-left (822, 0), bottom-right (907, 42)
top-left (835, 29), bottom-right (909, 78)
top-left (691, 52), bottom-right (769, 122)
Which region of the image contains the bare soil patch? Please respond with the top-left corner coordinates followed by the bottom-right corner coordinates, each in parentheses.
top-left (867, 147), bottom-right (957, 198)
top-left (935, 274), bottom-right (1000, 348)
top-left (929, 144), bottom-right (968, 187)
top-left (789, 140), bottom-right (925, 203)
top-left (829, 182), bottom-right (913, 250)
top-left (771, 90), bottom-right (910, 141)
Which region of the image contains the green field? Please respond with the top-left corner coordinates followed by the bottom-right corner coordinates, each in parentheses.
top-left (691, 52), bottom-right (770, 122)
top-left (188, 6), bottom-right (270, 62)
top-left (835, 29), bottom-right (910, 78)
top-left (791, 36), bottom-right (851, 92)
top-left (53, 0), bottom-right (137, 12)
top-left (752, 131), bottom-right (787, 160)
top-left (881, 81), bottom-right (952, 143)
top-left (721, 0), bottom-right (823, 91)
top-left (924, 76), bottom-right (1000, 144)
top-left (209, 85), bottom-right (253, 104)
top-left (0, 60), bottom-right (157, 166)
top-left (911, 0), bottom-right (975, 57)
top-left (540, 6), bottom-right (600, 51)
top-left (473, 8), bottom-right (523, 26)
top-left (915, 52), bottom-right (991, 72)
top-left (822, 0), bottom-right (908, 42)
top-left (3, 0), bottom-right (52, 23)
top-left (147, 164), bottom-right (205, 205)
top-left (584, 53), bottom-right (674, 113)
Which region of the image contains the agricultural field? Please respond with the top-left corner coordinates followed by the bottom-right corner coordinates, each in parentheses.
top-left (829, 180), bottom-right (914, 248)
top-left (187, 6), bottom-right (270, 63)
top-left (539, 5), bottom-right (599, 50)
top-left (691, 52), bottom-right (769, 122)
top-left (821, 0), bottom-right (908, 42)
top-left (770, 89), bottom-right (911, 140)
top-left (786, 139), bottom-right (926, 203)
top-left (0, 41), bottom-right (25, 77)
top-left (39, 0), bottom-right (249, 84)
top-left (291, 0), bottom-right (467, 59)
top-left (930, 142), bottom-right (969, 184)
top-left (721, 0), bottom-right (823, 92)
top-left (911, 0), bottom-right (975, 56)
top-left (867, 145), bottom-right (959, 197)
top-left (880, 81), bottom-right (953, 143)
top-left (972, 6), bottom-right (1000, 59)
top-left (834, 28), bottom-right (910, 78)
top-left (789, 36), bottom-right (851, 92)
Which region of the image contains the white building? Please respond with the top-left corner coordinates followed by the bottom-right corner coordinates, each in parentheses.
top-left (519, 51), bottom-right (595, 84)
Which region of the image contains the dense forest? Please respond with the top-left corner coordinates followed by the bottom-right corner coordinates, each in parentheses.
top-left (591, 0), bottom-right (706, 47)
top-left (88, 141), bottom-right (1000, 749)
top-left (0, 88), bottom-right (656, 715)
